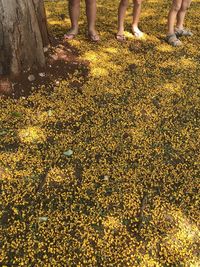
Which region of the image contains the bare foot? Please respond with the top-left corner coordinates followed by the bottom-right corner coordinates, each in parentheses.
top-left (116, 34), bottom-right (126, 42)
top-left (64, 28), bottom-right (78, 40)
top-left (116, 31), bottom-right (126, 42)
top-left (88, 30), bottom-right (100, 42)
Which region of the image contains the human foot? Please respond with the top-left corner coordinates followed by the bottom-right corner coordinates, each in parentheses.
top-left (132, 27), bottom-right (144, 38)
top-left (175, 28), bottom-right (193, 37)
top-left (165, 34), bottom-right (182, 47)
top-left (116, 33), bottom-right (126, 42)
top-left (88, 31), bottom-right (100, 42)
top-left (64, 29), bottom-right (78, 40)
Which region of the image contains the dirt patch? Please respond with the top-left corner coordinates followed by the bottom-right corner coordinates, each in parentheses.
top-left (0, 79), bottom-right (13, 96)
top-left (0, 37), bottom-right (89, 99)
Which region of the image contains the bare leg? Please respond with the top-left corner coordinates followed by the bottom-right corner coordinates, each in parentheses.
top-left (65, 0), bottom-right (80, 38)
top-left (132, 0), bottom-right (143, 37)
top-left (85, 0), bottom-right (99, 40)
top-left (117, 0), bottom-right (129, 36)
top-left (167, 0), bottom-right (182, 35)
top-left (166, 0), bottom-right (183, 46)
top-left (176, 0), bottom-right (192, 29)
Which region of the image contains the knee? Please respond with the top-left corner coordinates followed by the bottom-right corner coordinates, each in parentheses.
top-left (120, 0), bottom-right (129, 7)
top-left (134, 0), bottom-right (143, 6)
top-left (69, 0), bottom-right (80, 7)
top-left (86, 0), bottom-right (96, 4)
top-left (180, 1), bottom-right (191, 11)
top-left (171, 2), bottom-right (182, 12)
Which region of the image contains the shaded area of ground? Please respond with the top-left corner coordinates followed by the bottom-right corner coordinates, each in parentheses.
top-left (0, 39), bottom-right (89, 99)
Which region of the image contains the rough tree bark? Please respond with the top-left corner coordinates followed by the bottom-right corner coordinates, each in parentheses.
top-left (0, 0), bottom-right (49, 76)
top-left (33, 0), bottom-right (50, 48)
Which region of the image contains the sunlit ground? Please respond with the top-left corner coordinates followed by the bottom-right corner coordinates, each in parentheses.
top-left (0, 0), bottom-right (200, 266)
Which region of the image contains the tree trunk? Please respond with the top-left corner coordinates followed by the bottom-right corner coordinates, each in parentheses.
top-left (33, 0), bottom-right (50, 48)
top-left (0, 0), bottom-right (49, 76)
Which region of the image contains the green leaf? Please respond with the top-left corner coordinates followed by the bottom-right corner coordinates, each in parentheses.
top-left (0, 130), bottom-right (7, 136)
top-left (38, 216), bottom-right (48, 222)
top-left (63, 149), bottom-right (73, 157)
top-left (11, 111), bottom-right (22, 118)
top-left (47, 110), bottom-right (53, 116)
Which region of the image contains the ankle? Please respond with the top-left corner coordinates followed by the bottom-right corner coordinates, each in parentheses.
top-left (71, 25), bottom-right (79, 32)
top-left (132, 25), bottom-right (139, 31)
top-left (176, 25), bottom-right (184, 30)
top-left (88, 28), bottom-right (97, 35)
top-left (132, 25), bottom-right (142, 33)
top-left (167, 28), bottom-right (175, 35)
top-left (117, 28), bottom-right (124, 35)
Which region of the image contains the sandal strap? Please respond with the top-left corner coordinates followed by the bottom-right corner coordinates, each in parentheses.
top-left (166, 34), bottom-right (182, 46)
top-left (116, 34), bottom-right (125, 38)
top-left (175, 28), bottom-right (193, 36)
top-left (133, 30), bottom-right (144, 38)
top-left (116, 34), bottom-right (126, 41)
top-left (89, 34), bottom-right (100, 42)
top-left (64, 33), bottom-right (76, 39)
top-left (166, 33), bottom-right (177, 39)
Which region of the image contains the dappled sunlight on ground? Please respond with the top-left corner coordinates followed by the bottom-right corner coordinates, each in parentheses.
top-left (18, 126), bottom-right (46, 144)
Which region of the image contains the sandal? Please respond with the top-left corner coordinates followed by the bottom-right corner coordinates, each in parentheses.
top-left (64, 33), bottom-right (77, 40)
top-left (116, 34), bottom-right (126, 42)
top-left (132, 30), bottom-right (144, 38)
top-left (165, 34), bottom-right (182, 47)
top-left (175, 28), bottom-right (193, 37)
top-left (88, 34), bottom-right (100, 42)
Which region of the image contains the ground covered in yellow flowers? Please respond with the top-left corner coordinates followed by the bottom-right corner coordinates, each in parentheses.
top-left (0, 0), bottom-right (200, 266)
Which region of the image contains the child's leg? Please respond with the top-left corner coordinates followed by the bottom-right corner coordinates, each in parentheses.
top-left (167, 0), bottom-right (182, 35)
top-left (117, 0), bottom-right (129, 36)
top-left (85, 0), bottom-right (99, 39)
top-left (132, 0), bottom-right (143, 37)
top-left (176, 0), bottom-right (192, 29)
top-left (65, 0), bottom-right (80, 37)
